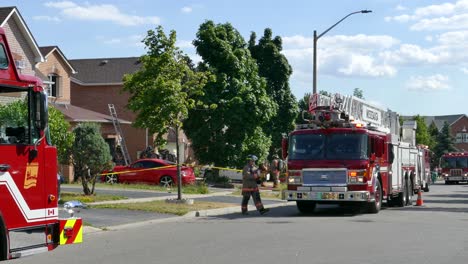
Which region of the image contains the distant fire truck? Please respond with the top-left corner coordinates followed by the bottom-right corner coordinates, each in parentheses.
top-left (440, 152), bottom-right (468, 184)
top-left (0, 28), bottom-right (82, 260)
top-left (282, 93), bottom-right (430, 214)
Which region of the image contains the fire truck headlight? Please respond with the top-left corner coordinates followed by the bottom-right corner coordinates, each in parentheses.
top-left (288, 176), bottom-right (302, 185)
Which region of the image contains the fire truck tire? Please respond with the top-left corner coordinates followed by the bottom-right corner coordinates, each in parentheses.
top-left (406, 179), bottom-right (413, 206)
top-left (0, 217), bottom-right (8, 261)
top-left (106, 173), bottom-right (118, 184)
top-left (296, 201), bottom-right (316, 214)
top-left (395, 179), bottom-right (407, 207)
top-left (367, 180), bottom-right (382, 214)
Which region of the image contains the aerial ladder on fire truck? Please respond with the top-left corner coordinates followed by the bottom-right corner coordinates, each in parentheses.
top-left (108, 104), bottom-right (131, 166)
top-left (306, 93), bottom-right (401, 136)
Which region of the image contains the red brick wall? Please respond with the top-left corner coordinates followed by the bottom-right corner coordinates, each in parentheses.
top-left (71, 82), bottom-right (151, 161)
top-left (450, 115), bottom-right (468, 152)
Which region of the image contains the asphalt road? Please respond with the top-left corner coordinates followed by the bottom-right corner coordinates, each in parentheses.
top-left (13, 182), bottom-right (468, 264)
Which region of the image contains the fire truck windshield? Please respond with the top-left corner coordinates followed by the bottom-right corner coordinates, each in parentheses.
top-left (289, 133), bottom-right (368, 160)
top-left (441, 157), bottom-right (468, 169)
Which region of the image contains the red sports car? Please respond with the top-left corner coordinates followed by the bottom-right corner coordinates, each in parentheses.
top-left (102, 158), bottom-right (196, 187)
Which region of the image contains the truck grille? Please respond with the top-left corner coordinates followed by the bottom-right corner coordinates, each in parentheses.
top-left (302, 169), bottom-right (347, 186)
top-left (450, 169), bottom-right (462, 176)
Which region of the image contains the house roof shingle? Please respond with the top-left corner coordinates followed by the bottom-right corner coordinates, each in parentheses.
top-left (39, 45), bottom-right (77, 73)
top-left (0, 7), bottom-right (14, 22)
top-left (0, 6), bottom-right (44, 63)
top-left (69, 57), bottom-right (141, 84)
top-left (51, 103), bottom-right (131, 124)
top-left (402, 114), bottom-right (467, 131)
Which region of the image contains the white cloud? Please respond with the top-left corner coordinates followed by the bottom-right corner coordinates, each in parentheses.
top-left (411, 14), bottom-right (468, 31)
top-left (406, 74), bottom-right (450, 91)
top-left (282, 35), bottom-right (312, 49)
top-left (44, 1), bottom-right (160, 26)
top-left (396, 5), bottom-right (407, 11)
top-left (335, 54), bottom-right (397, 77)
top-left (385, 0), bottom-right (468, 31)
top-left (181, 6), bottom-right (193, 13)
top-left (32, 15), bottom-right (61, 22)
top-left (461, 67), bottom-right (468, 74)
top-left (98, 35), bottom-right (144, 47)
top-left (176, 40), bottom-right (194, 48)
top-left (380, 44), bottom-right (445, 65)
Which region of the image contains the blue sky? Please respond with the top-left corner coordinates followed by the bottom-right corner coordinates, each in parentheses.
top-left (7, 0), bottom-right (468, 116)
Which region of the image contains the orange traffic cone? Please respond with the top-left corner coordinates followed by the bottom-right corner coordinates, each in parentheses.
top-left (416, 190), bottom-right (424, 206)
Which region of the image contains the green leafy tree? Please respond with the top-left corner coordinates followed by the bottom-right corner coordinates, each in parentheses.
top-left (185, 21), bottom-right (276, 168)
top-left (0, 101), bottom-right (74, 168)
top-left (49, 107), bottom-right (74, 166)
top-left (428, 122), bottom-right (439, 149)
top-left (0, 99), bottom-right (27, 127)
top-left (319, 90), bottom-right (332, 97)
top-left (123, 26), bottom-right (210, 148)
top-left (296, 93), bottom-right (311, 124)
top-left (71, 123), bottom-right (112, 195)
top-left (413, 115), bottom-right (431, 146)
top-left (353, 88), bottom-right (364, 99)
top-left (433, 122), bottom-right (456, 166)
top-left (123, 25), bottom-right (210, 199)
top-left (248, 28), bottom-right (298, 156)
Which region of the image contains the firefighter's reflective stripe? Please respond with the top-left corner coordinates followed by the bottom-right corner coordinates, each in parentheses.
top-left (59, 218), bottom-right (83, 245)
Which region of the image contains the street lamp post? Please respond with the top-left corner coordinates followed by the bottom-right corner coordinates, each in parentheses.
top-left (312, 10), bottom-right (372, 94)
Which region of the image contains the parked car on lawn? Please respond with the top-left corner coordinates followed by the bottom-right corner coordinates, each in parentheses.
top-left (102, 158), bottom-right (196, 187)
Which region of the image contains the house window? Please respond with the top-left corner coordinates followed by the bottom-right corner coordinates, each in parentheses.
top-left (47, 74), bottom-right (60, 97)
top-left (456, 132), bottom-right (468, 143)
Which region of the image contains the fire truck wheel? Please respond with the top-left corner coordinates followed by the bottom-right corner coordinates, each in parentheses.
top-left (367, 180), bottom-right (382, 214)
top-left (396, 179), bottom-right (407, 207)
top-left (296, 201), bottom-right (316, 214)
top-left (406, 179), bottom-right (414, 206)
top-left (106, 174), bottom-right (118, 184)
top-left (0, 218), bottom-right (7, 261)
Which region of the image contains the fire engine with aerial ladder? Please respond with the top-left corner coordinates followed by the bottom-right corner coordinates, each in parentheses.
top-left (281, 92), bottom-right (432, 214)
top-left (0, 27), bottom-right (82, 260)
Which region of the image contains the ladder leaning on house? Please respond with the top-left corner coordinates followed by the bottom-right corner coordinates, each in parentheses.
top-left (108, 104), bottom-right (131, 166)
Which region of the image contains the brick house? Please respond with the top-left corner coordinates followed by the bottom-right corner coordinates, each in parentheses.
top-left (1, 7), bottom-right (130, 181)
top-left (1, 6), bottom-right (190, 167)
top-left (424, 115), bottom-right (468, 152)
top-left (69, 57), bottom-right (191, 163)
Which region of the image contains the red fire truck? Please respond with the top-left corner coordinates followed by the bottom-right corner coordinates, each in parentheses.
top-left (282, 93), bottom-right (429, 214)
top-left (0, 28), bottom-right (82, 260)
top-left (440, 152), bottom-right (468, 184)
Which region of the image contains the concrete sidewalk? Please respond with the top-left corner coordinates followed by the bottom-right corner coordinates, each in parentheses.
top-left (69, 183), bottom-right (288, 232)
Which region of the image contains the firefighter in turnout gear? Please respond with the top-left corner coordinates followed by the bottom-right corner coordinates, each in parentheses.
top-left (241, 155), bottom-right (270, 215)
top-left (270, 154), bottom-right (281, 188)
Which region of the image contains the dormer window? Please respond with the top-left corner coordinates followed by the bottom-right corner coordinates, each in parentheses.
top-left (47, 74), bottom-right (61, 97)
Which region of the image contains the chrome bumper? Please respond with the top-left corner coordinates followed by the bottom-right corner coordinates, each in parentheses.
top-left (283, 190), bottom-right (372, 202)
top-left (446, 176), bottom-right (468, 181)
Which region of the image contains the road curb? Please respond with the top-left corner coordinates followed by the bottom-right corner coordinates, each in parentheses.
top-left (184, 201), bottom-right (291, 217)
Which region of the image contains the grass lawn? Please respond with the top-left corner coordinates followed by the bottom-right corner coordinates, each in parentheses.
top-left (91, 200), bottom-right (237, 216)
top-left (59, 192), bottom-right (127, 204)
top-left (65, 182), bottom-right (210, 194)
